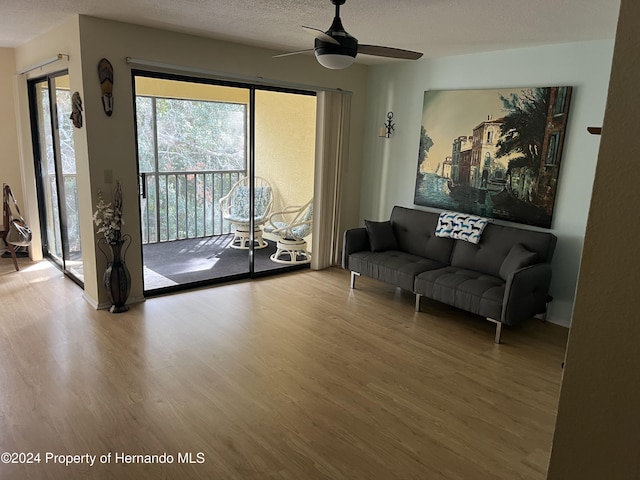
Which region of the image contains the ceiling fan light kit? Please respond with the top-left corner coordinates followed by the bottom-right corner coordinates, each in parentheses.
top-left (315, 53), bottom-right (356, 69)
top-left (277, 0), bottom-right (423, 69)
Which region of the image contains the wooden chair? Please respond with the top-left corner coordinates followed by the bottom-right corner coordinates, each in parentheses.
top-left (1, 184), bottom-right (20, 271)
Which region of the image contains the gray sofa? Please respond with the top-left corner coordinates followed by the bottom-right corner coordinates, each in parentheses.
top-left (342, 206), bottom-right (557, 343)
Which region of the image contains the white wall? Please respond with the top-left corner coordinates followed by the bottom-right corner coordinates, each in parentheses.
top-left (361, 40), bottom-right (615, 327)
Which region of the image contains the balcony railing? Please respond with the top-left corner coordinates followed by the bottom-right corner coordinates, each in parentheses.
top-left (141, 170), bottom-right (244, 244)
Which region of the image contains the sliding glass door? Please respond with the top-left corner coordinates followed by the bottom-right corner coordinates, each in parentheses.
top-left (133, 72), bottom-right (316, 294)
top-left (29, 73), bottom-right (83, 284)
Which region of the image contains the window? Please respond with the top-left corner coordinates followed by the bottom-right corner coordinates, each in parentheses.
top-left (136, 97), bottom-right (246, 174)
top-left (135, 95), bottom-right (248, 243)
top-left (545, 133), bottom-right (560, 165)
top-left (553, 87), bottom-right (568, 115)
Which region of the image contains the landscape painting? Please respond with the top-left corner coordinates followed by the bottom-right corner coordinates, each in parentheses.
top-left (414, 86), bottom-right (572, 228)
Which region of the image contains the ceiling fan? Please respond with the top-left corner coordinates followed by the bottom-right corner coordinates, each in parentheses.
top-left (275, 0), bottom-right (423, 69)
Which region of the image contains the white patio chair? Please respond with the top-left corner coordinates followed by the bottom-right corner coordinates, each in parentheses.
top-left (265, 198), bottom-right (313, 264)
top-left (219, 176), bottom-right (273, 249)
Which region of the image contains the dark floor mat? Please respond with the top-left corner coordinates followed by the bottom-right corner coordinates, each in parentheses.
top-left (142, 234), bottom-right (289, 285)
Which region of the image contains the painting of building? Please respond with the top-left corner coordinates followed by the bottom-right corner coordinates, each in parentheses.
top-left (414, 87), bottom-right (573, 228)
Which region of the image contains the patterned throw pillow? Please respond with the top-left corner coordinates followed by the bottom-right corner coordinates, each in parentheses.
top-left (436, 211), bottom-right (488, 244)
top-left (435, 211), bottom-right (457, 238)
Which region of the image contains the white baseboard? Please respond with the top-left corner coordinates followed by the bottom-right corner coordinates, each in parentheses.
top-left (82, 292), bottom-right (101, 309)
top-left (83, 292), bottom-right (146, 310)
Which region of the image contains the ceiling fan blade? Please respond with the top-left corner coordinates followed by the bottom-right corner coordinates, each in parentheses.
top-left (273, 49), bottom-right (315, 58)
top-left (302, 25), bottom-right (340, 45)
top-left (358, 44), bottom-right (423, 60)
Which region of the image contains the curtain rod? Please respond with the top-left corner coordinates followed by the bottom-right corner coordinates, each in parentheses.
top-left (125, 57), bottom-right (352, 96)
top-left (17, 54), bottom-right (69, 75)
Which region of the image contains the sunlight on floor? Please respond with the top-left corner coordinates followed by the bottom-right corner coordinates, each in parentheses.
top-left (143, 266), bottom-right (178, 289)
top-left (0, 260), bottom-right (61, 287)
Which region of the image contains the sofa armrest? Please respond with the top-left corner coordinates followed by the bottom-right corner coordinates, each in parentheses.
top-left (341, 228), bottom-right (370, 270)
top-left (501, 263), bottom-right (552, 326)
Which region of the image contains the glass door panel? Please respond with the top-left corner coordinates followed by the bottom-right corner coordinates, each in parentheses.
top-left (134, 75), bottom-right (251, 292)
top-left (254, 90), bottom-right (316, 273)
top-left (30, 73), bottom-right (83, 284)
top-left (34, 80), bottom-right (63, 264)
top-left (53, 75), bottom-right (83, 280)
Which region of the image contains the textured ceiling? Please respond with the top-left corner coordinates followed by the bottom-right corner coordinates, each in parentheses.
top-left (0, 0), bottom-right (621, 64)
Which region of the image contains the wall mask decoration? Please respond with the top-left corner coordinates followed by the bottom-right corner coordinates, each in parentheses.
top-left (70, 91), bottom-right (83, 128)
top-left (98, 58), bottom-right (114, 116)
top-left (415, 86), bottom-right (573, 228)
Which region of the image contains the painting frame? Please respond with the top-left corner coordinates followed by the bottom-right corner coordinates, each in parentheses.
top-left (414, 86), bottom-right (573, 228)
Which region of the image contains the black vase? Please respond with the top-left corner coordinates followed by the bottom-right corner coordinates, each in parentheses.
top-left (102, 235), bottom-right (131, 313)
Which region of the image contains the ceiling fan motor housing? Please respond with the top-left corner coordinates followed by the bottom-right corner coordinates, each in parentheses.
top-left (276, 0), bottom-right (422, 68)
top-left (314, 11), bottom-right (358, 68)
top-left (314, 34), bottom-right (357, 59)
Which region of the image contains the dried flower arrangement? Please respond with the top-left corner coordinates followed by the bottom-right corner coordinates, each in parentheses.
top-left (92, 180), bottom-right (124, 244)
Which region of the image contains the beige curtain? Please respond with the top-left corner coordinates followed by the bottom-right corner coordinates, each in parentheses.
top-left (311, 90), bottom-right (352, 270)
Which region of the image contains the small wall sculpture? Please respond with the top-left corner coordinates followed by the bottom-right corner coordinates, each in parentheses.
top-left (70, 91), bottom-right (83, 128)
top-left (98, 58), bottom-right (114, 116)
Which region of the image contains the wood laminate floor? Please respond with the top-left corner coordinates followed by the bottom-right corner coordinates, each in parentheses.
top-left (0, 259), bottom-right (568, 480)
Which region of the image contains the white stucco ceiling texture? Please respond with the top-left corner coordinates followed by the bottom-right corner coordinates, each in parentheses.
top-left (0, 0), bottom-right (621, 63)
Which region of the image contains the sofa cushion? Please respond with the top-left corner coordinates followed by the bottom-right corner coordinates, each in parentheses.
top-left (414, 267), bottom-right (505, 321)
top-left (450, 222), bottom-right (557, 277)
top-left (389, 206), bottom-right (455, 263)
top-left (499, 243), bottom-right (538, 280)
top-left (349, 250), bottom-right (447, 291)
top-left (365, 220), bottom-right (398, 252)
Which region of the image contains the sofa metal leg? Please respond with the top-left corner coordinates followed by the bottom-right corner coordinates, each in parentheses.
top-left (541, 295), bottom-right (553, 322)
top-left (415, 294), bottom-right (421, 312)
top-left (494, 322), bottom-right (502, 344)
top-left (487, 318), bottom-right (502, 344)
top-left (350, 271), bottom-right (360, 289)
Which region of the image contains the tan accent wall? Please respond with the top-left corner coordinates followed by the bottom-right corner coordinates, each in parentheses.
top-left (135, 77), bottom-right (249, 103)
top-left (255, 90), bottom-right (316, 246)
top-left (546, 1), bottom-right (639, 478)
top-left (255, 90), bottom-right (315, 215)
top-left (0, 48), bottom-right (23, 210)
